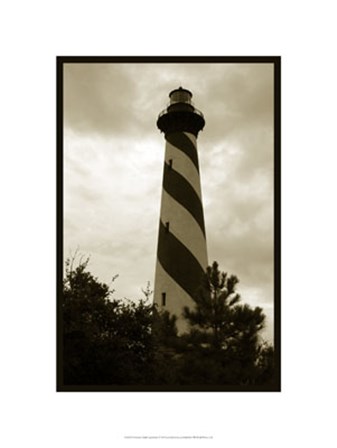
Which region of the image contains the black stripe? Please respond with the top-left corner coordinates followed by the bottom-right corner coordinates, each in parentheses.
top-left (163, 163), bottom-right (205, 236)
top-left (166, 132), bottom-right (199, 172)
top-left (157, 220), bottom-right (205, 299)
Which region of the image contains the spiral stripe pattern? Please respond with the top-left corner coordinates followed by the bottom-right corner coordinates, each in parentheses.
top-left (154, 131), bottom-right (208, 329)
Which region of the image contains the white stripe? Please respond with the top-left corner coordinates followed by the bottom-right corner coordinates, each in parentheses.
top-left (153, 260), bottom-right (195, 334)
top-left (160, 189), bottom-right (208, 270)
top-left (184, 131), bottom-right (197, 147)
top-left (165, 140), bottom-right (202, 200)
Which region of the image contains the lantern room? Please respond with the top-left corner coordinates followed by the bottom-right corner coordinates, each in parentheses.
top-left (169, 87), bottom-right (193, 105)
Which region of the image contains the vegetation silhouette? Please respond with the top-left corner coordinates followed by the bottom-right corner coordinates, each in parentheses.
top-left (61, 256), bottom-right (275, 386)
top-left (63, 256), bottom-right (154, 384)
top-left (180, 261), bottom-right (274, 385)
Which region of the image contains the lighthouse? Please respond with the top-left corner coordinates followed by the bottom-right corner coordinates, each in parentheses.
top-left (154, 87), bottom-right (208, 333)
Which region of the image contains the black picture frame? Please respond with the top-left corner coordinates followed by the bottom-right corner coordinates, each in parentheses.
top-left (57, 56), bottom-right (281, 392)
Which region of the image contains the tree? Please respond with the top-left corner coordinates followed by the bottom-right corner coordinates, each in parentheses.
top-left (181, 261), bottom-right (274, 385)
top-left (62, 256), bottom-right (155, 385)
top-left (61, 256), bottom-right (275, 387)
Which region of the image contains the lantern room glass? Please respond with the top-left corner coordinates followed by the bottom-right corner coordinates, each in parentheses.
top-left (169, 89), bottom-right (192, 105)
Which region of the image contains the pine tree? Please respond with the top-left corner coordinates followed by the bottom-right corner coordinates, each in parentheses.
top-left (182, 261), bottom-right (274, 384)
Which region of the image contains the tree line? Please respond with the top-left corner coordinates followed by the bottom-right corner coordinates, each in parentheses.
top-left (61, 257), bottom-right (275, 386)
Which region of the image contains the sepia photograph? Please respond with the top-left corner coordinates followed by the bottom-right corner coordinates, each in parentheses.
top-left (57, 56), bottom-right (280, 391)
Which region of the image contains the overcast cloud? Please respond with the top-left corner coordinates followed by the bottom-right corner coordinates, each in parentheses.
top-left (63, 62), bottom-right (275, 341)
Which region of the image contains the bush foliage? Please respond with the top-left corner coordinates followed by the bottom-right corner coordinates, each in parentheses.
top-left (61, 257), bottom-right (275, 386)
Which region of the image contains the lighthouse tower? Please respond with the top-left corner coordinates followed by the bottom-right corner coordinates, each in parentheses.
top-left (154, 87), bottom-right (208, 333)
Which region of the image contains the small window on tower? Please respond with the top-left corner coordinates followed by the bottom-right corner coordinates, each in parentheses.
top-left (168, 159), bottom-right (173, 169)
top-left (162, 292), bottom-right (166, 306)
top-left (165, 222), bottom-right (170, 233)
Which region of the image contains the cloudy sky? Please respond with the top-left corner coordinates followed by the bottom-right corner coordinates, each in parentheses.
top-left (63, 61), bottom-right (274, 341)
